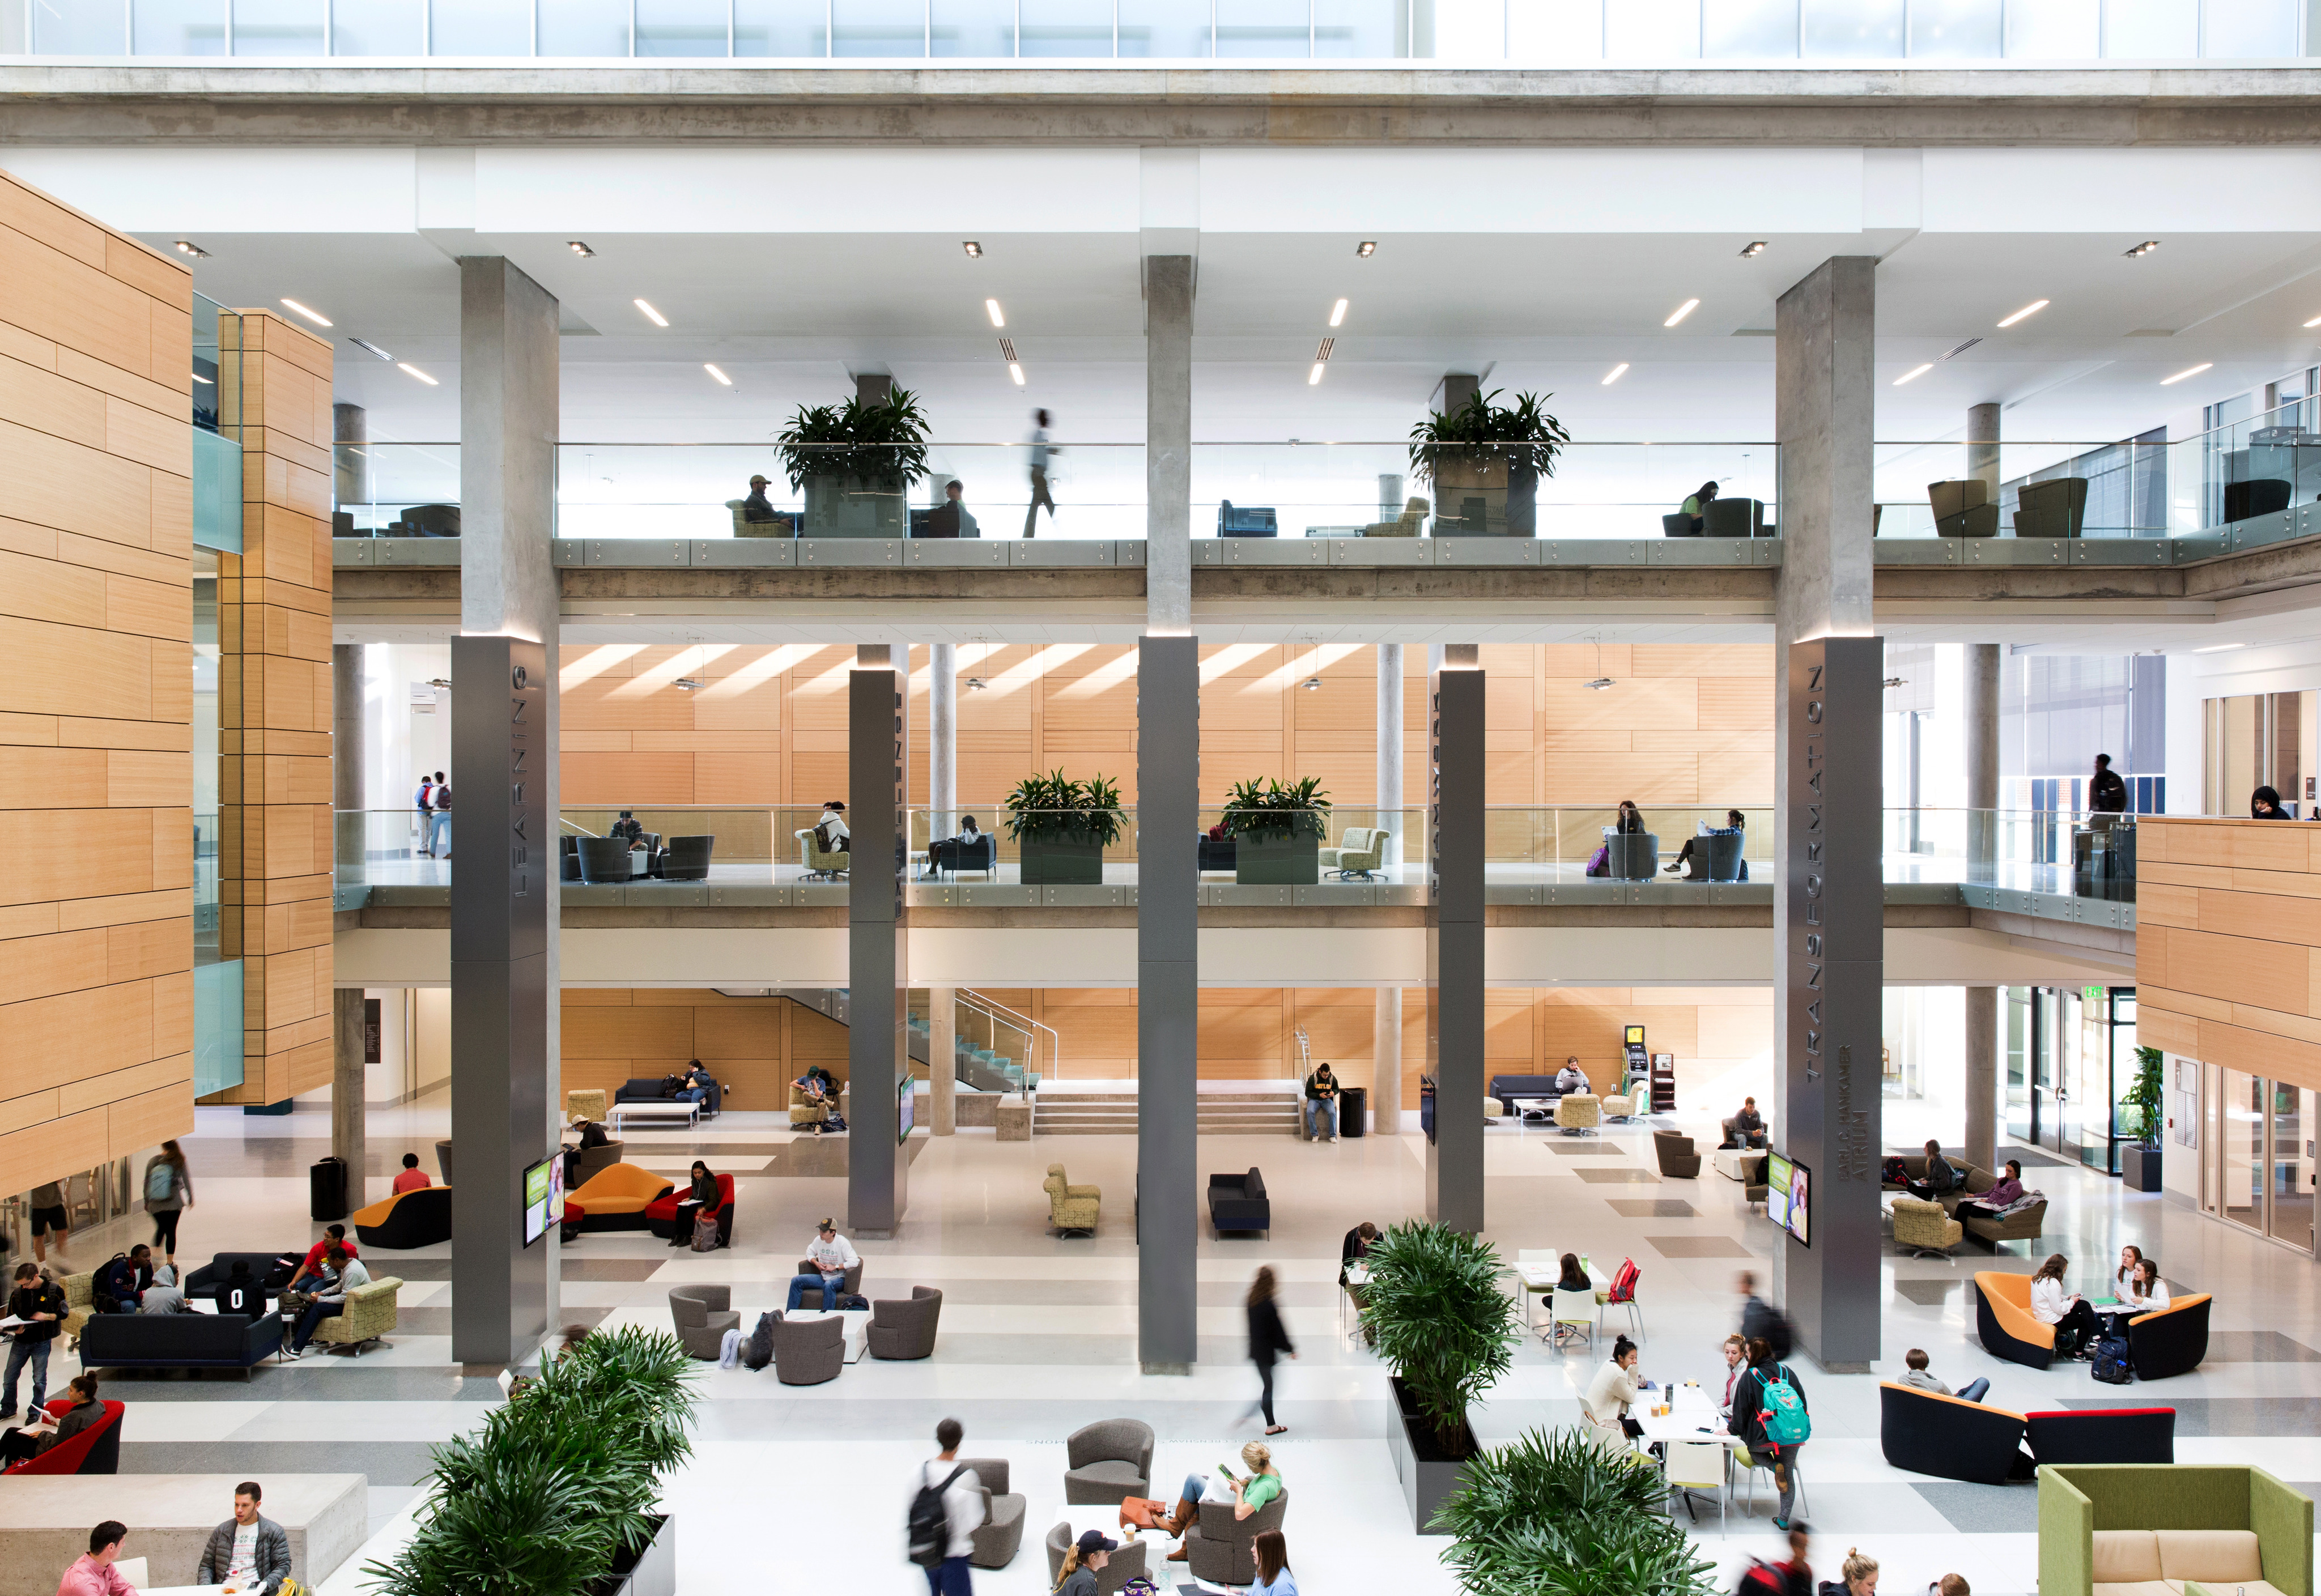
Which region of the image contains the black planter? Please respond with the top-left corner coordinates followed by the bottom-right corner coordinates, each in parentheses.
top-left (2121, 1142), bottom-right (2162, 1193)
top-left (598, 1513), bottom-right (676, 1596)
top-left (1236, 829), bottom-right (1321, 886)
top-left (1385, 1376), bottom-right (1478, 1534)
top-left (1019, 830), bottom-right (1104, 885)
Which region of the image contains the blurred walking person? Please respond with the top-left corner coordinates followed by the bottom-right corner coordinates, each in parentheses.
top-left (1023, 409), bottom-right (1056, 538)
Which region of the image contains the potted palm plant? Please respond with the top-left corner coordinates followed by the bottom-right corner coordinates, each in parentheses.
top-left (1408, 389), bottom-right (1570, 538)
top-left (1222, 776), bottom-right (1331, 886)
top-left (776, 386), bottom-right (930, 538)
top-left (1004, 770), bottom-right (1124, 886)
top-left (1361, 1220), bottom-right (1521, 1532)
top-left (2122, 1044), bottom-right (2164, 1191)
top-left (1437, 1427), bottom-right (1718, 1593)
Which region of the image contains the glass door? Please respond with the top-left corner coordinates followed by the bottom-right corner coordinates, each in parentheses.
top-left (2271, 1084), bottom-right (2314, 1251)
top-left (2005, 988), bottom-right (2034, 1144)
top-left (2220, 1069), bottom-right (2265, 1232)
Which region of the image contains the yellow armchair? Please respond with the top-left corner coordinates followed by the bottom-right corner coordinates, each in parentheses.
top-left (791, 1081), bottom-right (832, 1127)
top-left (312, 1275), bottom-right (402, 1355)
top-left (1892, 1196), bottom-right (1963, 1258)
top-left (1044, 1164), bottom-right (1101, 1237)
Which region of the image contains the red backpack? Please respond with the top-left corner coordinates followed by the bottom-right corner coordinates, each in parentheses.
top-left (1609, 1257), bottom-right (1640, 1304)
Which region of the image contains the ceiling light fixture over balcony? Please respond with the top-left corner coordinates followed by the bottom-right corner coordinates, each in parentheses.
top-left (280, 297), bottom-right (331, 327)
top-left (1664, 298), bottom-right (1699, 327)
top-left (1996, 299), bottom-right (2049, 327)
top-left (1892, 363), bottom-right (1933, 385)
top-left (634, 299), bottom-right (668, 327)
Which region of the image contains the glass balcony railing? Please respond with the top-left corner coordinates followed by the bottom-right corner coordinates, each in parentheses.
top-left (332, 441), bottom-right (461, 537)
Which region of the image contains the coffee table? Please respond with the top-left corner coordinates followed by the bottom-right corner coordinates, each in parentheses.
top-left (609, 1100), bottom-right (701, 1133)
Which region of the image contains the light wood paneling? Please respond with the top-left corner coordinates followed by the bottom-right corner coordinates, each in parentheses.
top-left (0, 168), bottom-right (197, 1196)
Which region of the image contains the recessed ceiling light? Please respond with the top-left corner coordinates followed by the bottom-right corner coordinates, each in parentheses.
top-left (965, 676), bottom-right (989, 690)
top-left (1997, 299), bottom-right (2050, 327)
top-left (985, 299), bottom-right (1005, 328)
top-left (1301, 676), bottom-right (1321, 691)
top-left (280, 297), bottom-right (331, 327)
top-left (2192, 642), bottom-right (2243, 653)
top-left (2161, 362), bottom-right (2213, 385)
top-left (704, 363), bottom-right (732, 386)
top-left (1356, 241), bottom-right (1376, 258)
top-left (173, 240), bottom-right (209, 258)
top-left (2125, 240), bottom-right (2161, 257)
top-left (962, 241), bottom-right (983, 258)
top-left (567, 241), bottom-right (594, 257)
top-left (1892, 363), bottom-right (1933, 385)
top-left (1664, 298), bottom-right (1700, 327)
top-left (634, 299), bottom-right (668, 327)
top-left (1329, 298), bottom-right (1348, 328)
top-left (397, 363), bottom-right (438, 386)
top-left (350, 337), bottom-right (393, 361)
top-left (2304, 313), bottom-right (2321, 329)
top-left (1739, 241), bottom-right (1767, 257)
top-left (1008, 363), bottom-right (1025, 386)
top-left (1308, 363), bottom-right (1325, 386)
top-left (1601, 363), bottom-right (1629, 385)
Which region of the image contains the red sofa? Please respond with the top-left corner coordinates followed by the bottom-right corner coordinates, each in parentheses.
top-left (645, 1172), bottom-right (735, 1247)
top-left (4, 1399), bottom-right (124, 1476)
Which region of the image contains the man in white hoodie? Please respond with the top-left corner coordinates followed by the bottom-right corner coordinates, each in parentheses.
top-left (911, 1416), bottom-right (981, 1594)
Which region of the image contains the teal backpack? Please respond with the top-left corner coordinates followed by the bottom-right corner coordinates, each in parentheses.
top-left (1758, 1365), bottom-right (1811, 1446)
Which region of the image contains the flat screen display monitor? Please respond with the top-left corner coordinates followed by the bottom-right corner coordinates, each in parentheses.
top-left (1623, 1025), bottom-right (1646, 1046)
top-left (521, 1153), bottom-right (564, 1248)
top-left (1763, 1151), bottom-right (1794, 1233)
top-left (898, 1071), bottom-right (916, 1144)
top-left (1785, 1157), bottom-right (1810, 1246)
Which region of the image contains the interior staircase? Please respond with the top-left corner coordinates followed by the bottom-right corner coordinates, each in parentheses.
top-left (1028, 1089), bottom-right (1302, 1136)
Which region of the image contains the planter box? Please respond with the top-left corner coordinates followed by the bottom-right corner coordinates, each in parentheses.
top-left (1385, 1377), bottom-right (1478, 1534)
top-left (601, 1513), bottom-right (676, 1596)
top-left (1020, 833), bottom-right (1105, 885)
top-left (1235, 830), bottom-right (1320, 886)
top-left (2121, 1142), bottom-right (2162, 1193)
top-left (802, 474), bottom-right (907, 538)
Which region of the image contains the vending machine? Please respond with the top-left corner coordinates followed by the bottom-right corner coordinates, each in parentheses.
top-left (1622, 1025), bottom-right (1650, 1099)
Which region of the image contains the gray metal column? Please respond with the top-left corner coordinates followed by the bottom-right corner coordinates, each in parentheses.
top-left (1138, 636), bottom-right (1199, 1372)
top-left (332, 643), bottom-right (364, 878)
top-left (1438, 373), bottom-right (1479, 416)
top-left (849, 643), bottom-right (910, 1237)
top-left (1967, 402), bottom-right (2001, 496)
top-left (1146, 257), bottom-right (1193, 634)
top-left (333, 989), bottom-right (366, 1203)
top-left (930, 986), bottom-right (957, 1137)
top-left (332, 402), bottom-right (366, 524)
top-left (1427, 645), bottom-right (1485, 1231)
top-left (1964, 641), bottom-right (2002, 1173)
top-left (452, 256), bottom-right (561, 1370)
top-left (1372, 642), bottom-right (1405, 1134)
top-left (932, 641), bottom-right (957, 840)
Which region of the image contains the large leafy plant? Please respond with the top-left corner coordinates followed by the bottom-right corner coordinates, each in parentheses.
top-left (368, 1326), bottom-right (699, 1596)
top-left (1408, 389), bottom-right (1571, 484)
top-left (775, 385), bottom-right (932, 489)
top-left (1003, 770), bottom-right (1125, 846)
top-left (1221, 776), bottom-right (1332, 841)
top-left (1361, 1220), bottom-right (1520, 1456)
top-left (1435, 1427), bottom-right (1718, 1596)
top-left (2125, 1044), bottom-right (2165, 1148)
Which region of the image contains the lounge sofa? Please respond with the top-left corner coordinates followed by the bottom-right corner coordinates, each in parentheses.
top-left (2, 1398), bottom-right (124, 1475)
top-left (311, 1276), bottom-right (401, 1355)
top-left (1878, 1382), bottom-right (2027, 1486)
top-left (1652, 1130), bottom-right (1702, 1178)
top-left (1187, 1486), bottom-right (1289, 1585)
top-left (568, 1163), bottom-right (676, 1232)
top-left (1196, 833), bottom-right (1236, 873)
top-left (1044, 1164), bottom-right (1100, 1237)
top-left (791, 1080), bottom-right (835, 1129)
top-left (2039, 1464), bottom-right (2313, 1596)
top-left (2027, 1407), bottom-right (2177, 1466)
top-left (1487, 1074), bottom-right (1566, 1118)
top-left (79, 1313), bottom-right (282, 1375)
top-left (645, 1171), bottom-right (736, 1247)
top-left (1208, 1168), bottom-right (1270, 1237)
top-left (1882, 1157), bottom-right (2048, 1246)
top-left (2128, 1293), bottom-right (2212, 1380)
top-left (184, 1251), bottom-right (296, 1311)
top-left (351, 1186), bottom-right (452, 1250)
top-left (1063, 1418), bottom-right (1153, 1504)
top-left (868, 1286), bottom-right (942, 1360)
top-left (615, 1074), bottom-right (721, 1118)
top-left (1974, 1270), bottom-right (2057, 1369)
top-left (955, 1457), bottom-right (1026, 1569)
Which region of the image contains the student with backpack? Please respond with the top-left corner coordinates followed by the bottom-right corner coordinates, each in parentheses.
top-left (141, 1141), bottom-right (192, 1270)
top-left (907, 1416), bottom-right (981, 1594)
top-left (1731, 1335), bottom-right (1810, 1529)
top-left (1737, 1523), bottom-right (1814, 1596)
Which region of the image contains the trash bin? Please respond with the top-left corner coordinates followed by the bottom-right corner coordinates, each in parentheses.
top-left (1340, 1086), bottom-right (1368, 1138)
top-left (309, 1155), bottom-right (347, 1222)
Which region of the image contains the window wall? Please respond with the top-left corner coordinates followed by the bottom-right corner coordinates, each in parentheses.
top-left (20, 0), bottom-right (2302, 56)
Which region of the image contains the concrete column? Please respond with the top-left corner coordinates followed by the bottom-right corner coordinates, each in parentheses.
top-left (332, 402), bottom-right (366, 525)
top-left (452, 256), bottom-right (561, 1370)
top-left (1138, 635), bottom-right (1200, 1372)
top-left (333, 645), bottom-right (364, 875)
top-left (1145, 256), bottom-right (1193, 633)
top-left (932, 642), bottom-right (957, 841)
top-left (854, 372), bottom-right (894, 405)
top-left (1772, 257), bottom-right (1882, 1371)
top-left (1371, 642), bottom-right (1405, 1133)
top-left (1378, 474), bottom-right (1405, 523)
top-left (1967, 402), bottom-right (2001, 498)
top-left (1427, 645), bottom-right (1485, 1232)
top-left (332, 988), bottom-right (366, 1205)
top-left (849, 643), bottom-right (910, 1237)
top-left (930, 986), bottom-right (957, 1137)
top-left (1963, 641), bottom-right (2002, 1172)
top-left (1439, 373), bottom-right (1480, 416)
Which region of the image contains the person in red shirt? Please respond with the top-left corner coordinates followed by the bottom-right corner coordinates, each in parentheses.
top-left (283, 1226), bottom-right (357, 1292)
top-left (390, 1154), bottom-right (432, 1194)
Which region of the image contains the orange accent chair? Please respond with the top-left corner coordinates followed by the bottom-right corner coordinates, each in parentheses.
top-left (568, 1163), bottom-right (675, 1233)
top-left (1973, 1270), bottom-right (2056, 1369)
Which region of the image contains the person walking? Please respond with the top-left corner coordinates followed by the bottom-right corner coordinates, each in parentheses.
top-left (908, 1417), bottom-right (981, 1595)
top-left (1732, 1336), bottom-right (1808, 1529)
top-left (196, 1482), bottom-right (291, 1596)
top-left (428, 778), bottom-right (452, 859)
top-left (1023, 409), bottom-right (1057, 538)
top-left (3, 1261), bottom-right (67, 1422)
top-left (2089, 754), bottom-right (2127, 815)
top-left (413, 772), bottom-right (437, 853)
top-left (28, 1180), bottom-right (69, 1263)
top-left (1244, 1266), bottom-right (1296, 1436)
top-left (142, 1140), bottom-right (192, 1271)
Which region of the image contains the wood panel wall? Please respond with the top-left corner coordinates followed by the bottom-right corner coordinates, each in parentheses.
top-left (212, 310), bottom-right (334, 1105)
top-left (555, 641), bottom-right (1774, 811)
top-left (0, 170), bottom-right (197, 1194)
top-left (2137, 816), bottom-right (2321, 1094)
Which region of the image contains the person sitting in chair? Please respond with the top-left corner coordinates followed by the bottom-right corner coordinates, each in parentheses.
top-left (1727, 1097), bottom-right (1767, 1149)
top-left (609, 810), bottom-right (645, 847)
top-left (1663, 810), bottom-right (1748, 878)
top-left (1554, 1057), bottom-right (1588, 1095)
top-left (1678, 480), bottom-right (1720, 534)
top-left (1907, 1139), bottom-right (1957, 1202)
top-left (813, 800), bottom-right (849, 855)
top-left (1303, 1062), bottom-right (1341, 1141)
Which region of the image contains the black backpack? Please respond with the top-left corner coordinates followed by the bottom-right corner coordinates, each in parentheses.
top-left (908, 1464), bottom-right (968, 1567)
top-left (2091, 1331), bottom-right (2134, 1385)
top-left (743, 1311), bottom-right (777, 1371)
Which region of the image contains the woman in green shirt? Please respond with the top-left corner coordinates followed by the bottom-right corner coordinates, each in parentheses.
top-left (1678, 480), bottom-right (1720, 533)
top-left (1162, 1441), bottom-right (1283, 1561)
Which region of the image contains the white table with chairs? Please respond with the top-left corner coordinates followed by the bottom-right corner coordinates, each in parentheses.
top-left (1633, 1382), bottom-right (1746, 1533)
top-left (1513, 1253), bottom-right (1609, 1348)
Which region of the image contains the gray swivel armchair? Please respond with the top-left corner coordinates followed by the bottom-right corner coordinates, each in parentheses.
top-left (1653, 1130), bottom-right (1703, 1178)
top-left (868, 1285), bottom-right (942, 1360)
top-left (571, 1138), bottom-right (626, 1185)
top-left (957, 1457), bottom-right (1026, 1569)
top-left (1044, 1521), bottom-right (1148, 1594)
top-left (1929, 478), bottom-right (2000, 538)
top-left (1186, 1486), bottom-right (1289, 1585)
top-left (2013, 476), bottom-right (2088, 538)
top-left (1062, 1418), bottom-right (1154, 1504)
top-left (669, 1285), bottom-right (738, 1360)
top-left (771, 1312), bottom-right (845, 1385)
